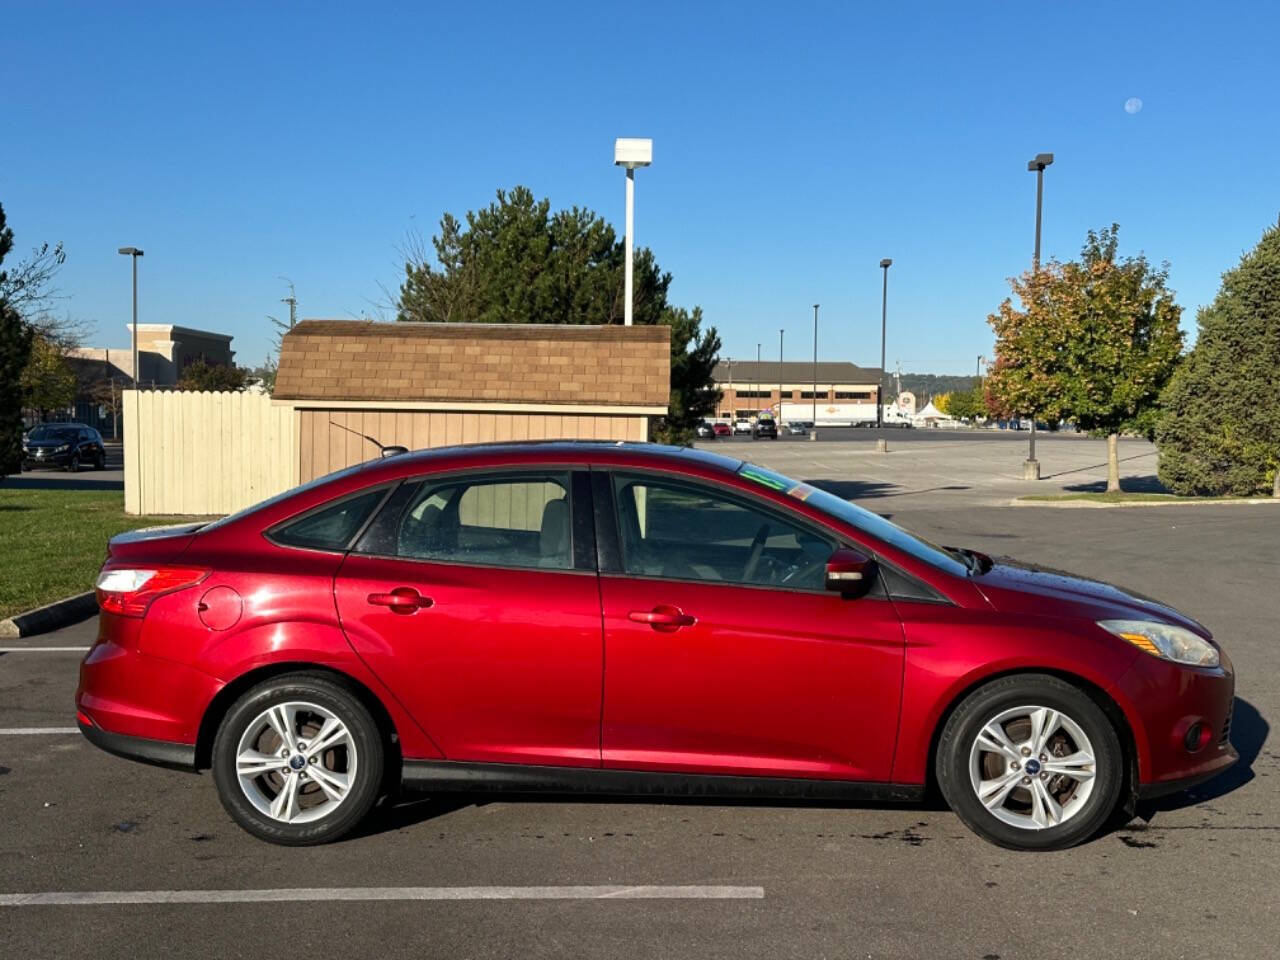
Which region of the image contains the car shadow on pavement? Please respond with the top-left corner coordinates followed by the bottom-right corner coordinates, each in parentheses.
top-left (2, 476), bottom-right (124, 491)
top-left (805, 479), bottom-right (972, 501)
top-left (1136, 696), bottom-right (1268, 820)
top-left (358, 790), bottom-right (949, 840)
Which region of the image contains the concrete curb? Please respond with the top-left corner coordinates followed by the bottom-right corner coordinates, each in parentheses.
top-left (1011, 496), bottom-right (1280, 509)
top-left (0, 592), bottom-right (98, 639)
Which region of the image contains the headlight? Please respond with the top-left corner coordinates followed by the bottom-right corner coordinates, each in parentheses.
top-left (1099, 619), bottom-right (1219, 668)
top-left (55, 444), bottom-right (70, 452)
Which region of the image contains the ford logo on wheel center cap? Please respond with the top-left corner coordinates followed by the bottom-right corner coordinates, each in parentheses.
top-left (289, 754), bottom-right (307, 770)
top-left (1024, 758), bottom-right (1042, 776)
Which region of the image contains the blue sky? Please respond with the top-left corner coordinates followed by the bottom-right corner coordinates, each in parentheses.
top-left (3, 0), bottom-right (1278, 374)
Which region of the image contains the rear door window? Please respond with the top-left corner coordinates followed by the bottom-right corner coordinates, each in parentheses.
top-left (354, 473), bottom-right (573, 571)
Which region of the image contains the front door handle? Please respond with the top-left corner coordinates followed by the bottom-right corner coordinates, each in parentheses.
top-left (368, 587), bottom-right (434, 615)
top-left (628, 605), bottom-right (696, 630)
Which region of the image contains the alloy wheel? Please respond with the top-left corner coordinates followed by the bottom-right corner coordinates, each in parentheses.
top-left (967, 704), bottom-right (1097, 830)
top-left (234, 700), bottom-right (357, 824)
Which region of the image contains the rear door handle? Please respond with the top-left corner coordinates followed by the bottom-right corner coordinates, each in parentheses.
top-left (628, 606), bottom-right (696, 630)
top-left (368, 587), bottom-right (434, 614)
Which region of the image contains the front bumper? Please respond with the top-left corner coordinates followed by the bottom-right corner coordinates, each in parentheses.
top-left (22, 451), bottom-right (71, 468)
top-left (1111, 645), bottom-right (1238, 796)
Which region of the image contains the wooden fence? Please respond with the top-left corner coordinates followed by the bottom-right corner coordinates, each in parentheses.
top-left (124, 390), bottom-right (298, 516)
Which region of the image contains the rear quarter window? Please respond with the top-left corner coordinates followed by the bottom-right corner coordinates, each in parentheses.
top-left (269, 488), bottom-right (389, 552)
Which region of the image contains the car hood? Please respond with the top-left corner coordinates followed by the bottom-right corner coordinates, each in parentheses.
top-left (24, 438), bottom-right (73, 448)
top-left (972, 556), bottom-right (1210, 638)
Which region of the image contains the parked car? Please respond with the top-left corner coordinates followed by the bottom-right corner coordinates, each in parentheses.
top-left (752, 418), bottom-right (778, 440)
top-left (22, 423), bottom-right (106, 471)
top-left (733, 418), bottom-right (753, 435)
top-left (694, 421), bottom-right (715, 439)
top-left (79, 442), bottom-right (1236, 850)
top-left (712, 422), bottom-right (732, 437)
top-left (786, 422), bottom-right (807, 436)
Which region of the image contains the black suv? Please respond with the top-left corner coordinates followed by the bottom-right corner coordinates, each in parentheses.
top-left (22, 423), bottom-right (107, 471)
top-left (752, 417), bottom-right (778, 440)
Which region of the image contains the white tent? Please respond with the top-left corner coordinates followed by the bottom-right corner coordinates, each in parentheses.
top-left (912, 400), bottom-right (953, 423)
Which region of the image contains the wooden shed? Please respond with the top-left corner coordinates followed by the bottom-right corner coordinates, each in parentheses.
top-left (273, 320), bottom-right (671, 483)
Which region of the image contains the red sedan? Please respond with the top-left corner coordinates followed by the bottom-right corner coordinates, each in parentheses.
top-left (78, 442), bottom-right (1236, 849)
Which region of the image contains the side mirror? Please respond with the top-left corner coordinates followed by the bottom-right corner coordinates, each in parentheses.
top-left (825, 547), bottom-right (876, 594)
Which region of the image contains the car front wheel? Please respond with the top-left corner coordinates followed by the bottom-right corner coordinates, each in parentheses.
top-left (212, 673), bottom-right (385, 845)
top-left (936, 674), bottom-right (1124, 851)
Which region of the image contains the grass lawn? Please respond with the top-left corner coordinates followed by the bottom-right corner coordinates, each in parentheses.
top-left (1019, 491), bottom-right (1275, 504)
top-left (0, 488), bottom-right (207, 619)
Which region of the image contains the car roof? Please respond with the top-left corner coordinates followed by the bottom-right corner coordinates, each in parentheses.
top-left (392, 439), bottom-right (742, 474)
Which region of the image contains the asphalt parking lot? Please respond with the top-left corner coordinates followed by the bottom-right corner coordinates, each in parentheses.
top-left (1, 445), bottom-right (1277, 959)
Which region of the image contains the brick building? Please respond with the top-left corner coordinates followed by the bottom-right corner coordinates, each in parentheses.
top-left (712, 360), bottom-right (884, 423)
top-left (273, 320), bottom-right (670, 482)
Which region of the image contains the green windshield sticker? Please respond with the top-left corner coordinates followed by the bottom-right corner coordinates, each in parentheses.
top-left (739, 467), bottom-right (790, 492)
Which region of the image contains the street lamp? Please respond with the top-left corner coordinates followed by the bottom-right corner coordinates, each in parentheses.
top-left (756, 342), bottom-right (761, 419)
top-left (1024, 152), bottom-right (1053, 479)
top-left (778, 329), bottom-right (784, 422)
top-left (118, 247), bottom-right (144, 388)
top-left (878, 258), bottom-right (892, 428)
top-left (614, 138), bottom-right (653, 327)
top-left (811, 304), bottom-right (819, 440)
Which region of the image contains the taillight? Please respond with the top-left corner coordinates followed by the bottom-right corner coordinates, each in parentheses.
top-left (95, 566), bottom-right (209, 617)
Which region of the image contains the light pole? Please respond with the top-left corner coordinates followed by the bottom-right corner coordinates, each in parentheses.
top-left (756, 342), bottom-right (761, 419)
top-left (777, 329), bottom-right (784, 422)
top-left (1025, 152), bottom-right (1053, 479)
top-left (118, 247), bottom-right (144, 388)
top-left (811, 304), bottom-right (819, 440)
top-left (977, 354), bottom-right (985, 378)
top-left (614, 139), bottom-right (653, 326)
top-left (878, 258), bottom-right (892, 428)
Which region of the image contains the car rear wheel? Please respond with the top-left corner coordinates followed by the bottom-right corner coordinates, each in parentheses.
top-left (68, 453), bottom-right (80, 472)
top-left (212, 674), bottom-right (384, 845)
top-left (94, 451), bottom-right (106, 470)
top-left (936, 674), bottom-right (1123, 851)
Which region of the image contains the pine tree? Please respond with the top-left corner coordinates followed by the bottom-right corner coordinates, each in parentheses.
top-left (396, 186), bottom-right (720, 443)
top-left (0, 203), bottom-right (34, 477)
top-left (1157, 219), bottom-right (1280, 496)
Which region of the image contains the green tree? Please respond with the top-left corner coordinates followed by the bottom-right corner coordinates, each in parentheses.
top-left (20, 333), bottom-right (76, 416)
top-left (1157, 219), bottom-right (1280, 497)
top-left (987, 225), bottom-right (1183, 491)
top-left (396, 186), bottom-right (719, 443)
top-left (946, 384), bottom-right (985, 420)
top-left (0, 203), bottom-right (34, 477)
top-left (177, 360), bottom-right (247, 392)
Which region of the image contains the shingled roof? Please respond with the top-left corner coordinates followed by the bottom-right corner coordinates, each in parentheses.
top-left (274, 320), bottom-right (671, 407)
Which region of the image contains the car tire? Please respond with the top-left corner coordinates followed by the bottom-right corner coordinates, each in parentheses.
top-left (68, 454), bottom-right (80, 472)
top-left (212, 673), bottom-right (385, 846)
top-left (935, 674), bottom-right (1123, 851)
top-left (94, 451), bottom-right (106, 470)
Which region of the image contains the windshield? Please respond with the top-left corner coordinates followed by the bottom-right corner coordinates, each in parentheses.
top-left (737, 463), bottom-right (970, 577)
top-left (28, 426), bottom-right (78, 441)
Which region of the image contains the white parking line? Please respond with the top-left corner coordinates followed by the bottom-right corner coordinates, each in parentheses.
top-left (0, 728), bottom-right (80, 735)
top-left (0, 885), bottom-right (765, 907)
top-left (0, 647), bottom-right (90, 653)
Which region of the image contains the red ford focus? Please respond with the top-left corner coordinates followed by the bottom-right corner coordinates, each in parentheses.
top-left (77, 442), bottom-right (1236, 849)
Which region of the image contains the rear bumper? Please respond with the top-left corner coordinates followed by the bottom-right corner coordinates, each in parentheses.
top-left (78, 721), bottom-right (198, 772)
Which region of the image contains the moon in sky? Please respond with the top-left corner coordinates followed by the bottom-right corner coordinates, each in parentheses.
top-left (1124, 97), bottom-right (1143, 115)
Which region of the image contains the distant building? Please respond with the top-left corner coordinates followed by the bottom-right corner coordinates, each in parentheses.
top-left (711, 360), bottom-right (884, 425)
top-left (70, 323), bottom-right (235, 387)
